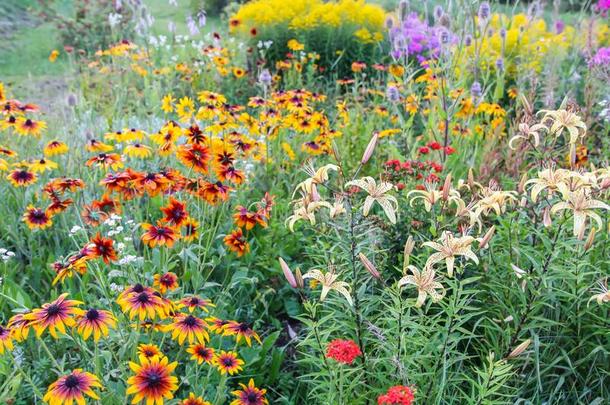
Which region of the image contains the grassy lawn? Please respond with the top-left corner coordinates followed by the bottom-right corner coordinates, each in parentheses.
top-left (0, 0), bottom-right (222, 90)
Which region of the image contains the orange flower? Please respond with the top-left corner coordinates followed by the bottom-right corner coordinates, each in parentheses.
top-left (224, 228), bottom-right (250, 257)
top-left (153, 272), bottom-right (179, 294)
top-left (187, 343), bottom-right (215, 365)
top-left (127, 355), bottom-right (178, 404)
top-left (160, 197), bottom-right (189, 227)
top-left (141, 222), bottom-right (179, 248)
top-left (24, 293), bottom-right (84, 338)
top-left (88, 233), bottom-right (118, 264)
top-left (177, 143), bottom-right (210, 173)
top-left (233, 206), bottom-right (267, 230)
top-left (212, 351), bottom-right (244, 375)
top-left (23, 205), bottom-right (53, 230)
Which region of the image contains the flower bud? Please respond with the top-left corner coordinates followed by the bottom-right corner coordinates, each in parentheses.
top-left (542, 206), bottom-right (552, 227)
top-left (361, 131), bottom-right (379, 165)
top-left (358, 253), bottom-right (381, 279)
top-left (279, 257), bottom-right (297, 288)
top-left (467, 167), bottom-right (475, 189)
top-left (583, 227), bottom-right (596, 251)
top-left (295, 268), bottom-right (304, 289)
top-left (403, 236), bottom-right (415, 271)
top-left (479, 225), bottom-right (495, 249)
top-left (442, 173), bottom-right (452, 201)
top-left (508, 339), bottom-right (531, 358)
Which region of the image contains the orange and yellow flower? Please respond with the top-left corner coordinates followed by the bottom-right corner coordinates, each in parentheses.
top-left (24, 293), bottom-right (84, 338)
top-left (230, 379), bottom-right (268, 405)
top-left (212, 350), bottom-right (244, 375)
top-left (75, 308), bottom-right (116, 342)
top-left (127, 355), bottom-right (179, 404)
top-left (43, 369), bottom-right (102, 405)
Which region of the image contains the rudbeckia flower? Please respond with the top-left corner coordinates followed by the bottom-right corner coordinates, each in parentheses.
top-left (7, 312), bottom-right (33, 341)
top-left (138, 343), bottom-right (163, 359)
top-left (88, 233), bottom-right (118, 264)
top-left (187, 343), bottom-right (215, 365)
top-left (43, 369), bottom-right (102, 405)
top-left (161, 94), bottom-right (175, 113)
top-left (141, 222), bottom-right (179, 248)
top-left (176, 96), bottom-right (195, 122)
top-left (233, 206), bottom-right (266, 230)
top-left (15, 117), bottom-right (46, 136)
top-left (177, 143), bottom-right (210, 174)
top-left (160, 197), bottom-right (189, 227)
top-left (164, 313), bottom-right (209, 345)
top-left (7, 168), bottom-right (37, 187)
top-left (0, 325), bottom-right (14, 354)
top-left (117, 284), bottom-right (170, 321)
top-left (28, 157), bottom-right (58, 173)
top-left (224, 321), bottom-right (261, 346)
top-left (24, 293), bottom-right (84, 338)
top-left (212, 350), bottom-right (244, 375)
top-left (124, 143), bottom-right (153, 159)
top-left (153, 272), bottom-right (179, 294)
top-left (126, 355), bottom-right (179, 404)
top-left (181, 218), bottom-right (200, 242)
top-left (180, 392), bottom-right (212, 405)
top-left (85, 139), bottom-right (113, 152)
top-left (23, 205), bottom-right (53, 230)
top-left (85, 153), bottom-right (123, 171)
top-left (230, 379), bottom-right (268, 405)
top-left (177, 295), bottom-right (214, 313)
top-left (205, 316), bottom-right (230, 334)
top-left (44, 140), bottom-right (69, 156)
top-left (75, 308), bottom-right (117, 341)
top-left (223, 228), bottom-right (250, 257)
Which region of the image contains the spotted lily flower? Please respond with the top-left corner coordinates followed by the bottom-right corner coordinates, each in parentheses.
top-left (538, 109), bottom-right (587, 146)
top-left (550, 189), bottom-right (610, 237)
top-left (302, 268), bottom-right (353, 305)
top-left (293, 163), bottom-right (338, 196)
top-left (423, 232), bottom-right (479, 277)
top-left (398, 265), bottom-right (446, 307)
top-left (346, 176), bottom-right (398, 224)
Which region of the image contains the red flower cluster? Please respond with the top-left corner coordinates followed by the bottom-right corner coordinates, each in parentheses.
top-left (377, 385), bottom-right (415, 405)
top-left (383, 159), bottom-right (444, 189)
top-left (326, 339), bottom-right (362, 365)
top-left (418, 141), bottom-right (455, 156)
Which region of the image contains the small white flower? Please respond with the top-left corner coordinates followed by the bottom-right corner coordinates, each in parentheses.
top-left (70, 225), bottom-right (82, 234)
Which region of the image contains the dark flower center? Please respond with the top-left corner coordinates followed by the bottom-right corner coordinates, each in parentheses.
top-left (146, 372), bottom-right (162, 387)
top-left (64, 374), bottom-right (80, 389)
top-left (190, 297), bottom-right (200, 305)
top-left (136, 292), bottom-right (150, 303)
top-left (223, 358), bottom-right (235, 367)
top-left (247, 392), bottom-right (259, 402)
top-left (133, 284), bottom-right (144, 293)
top-left (183, 315), bottom-right (197, 327)
top-left (46, 303), bottom-right (61, 316)
top-left (86, 309), bottom-right (100, 321)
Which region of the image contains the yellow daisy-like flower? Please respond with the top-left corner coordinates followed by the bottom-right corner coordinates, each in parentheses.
top-left (43, 369), bottom-right (102, 405)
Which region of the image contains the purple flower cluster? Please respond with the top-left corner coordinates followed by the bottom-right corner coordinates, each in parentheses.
top-left (388, 12), bottom-right (449, 64)
top-left (590, 47), bottom-right (610, 67)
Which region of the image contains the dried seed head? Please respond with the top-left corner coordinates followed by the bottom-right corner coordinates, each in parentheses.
top-left (508, 339), bottom-right (531, 358)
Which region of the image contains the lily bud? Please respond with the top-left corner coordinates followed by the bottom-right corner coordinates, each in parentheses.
top-left (361, 131), bottom-right (379, 164)
top-left (520, 196), bottom-right (527, 207)
top-left (479, 225), bottom-right (495, 249)
top-left (278, 257), bottom-right (297, 288)
top-left (310, 183), bottom-right (320, 202)
top-left (542, 207), bottom-right (552, 227)
top-left (518, 172), bottom-right (528, 194)
top-left (468, 168), bottom-right (475, 190)
top-left (358, 252), bottom-right (380, 279)
top-left (508, 339), bottom-right (531, 358)
top-left (295, 267), bottom-right (304, 289)
top-left (442, 173), bottom-right (452, 201)
top-left (583, 227), bottom-right (596, 251)
top-left (600, 178), bottom-right (610, 190)
top-left (403, 236), bottom-right (415, 271)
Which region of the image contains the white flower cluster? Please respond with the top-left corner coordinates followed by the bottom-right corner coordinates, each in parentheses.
top-left (118, 255), bottom-right (144, 266)
top-left (599, 99), bottom-right (610, 123)
top-left (0, 248), bottom-right (15, 262)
